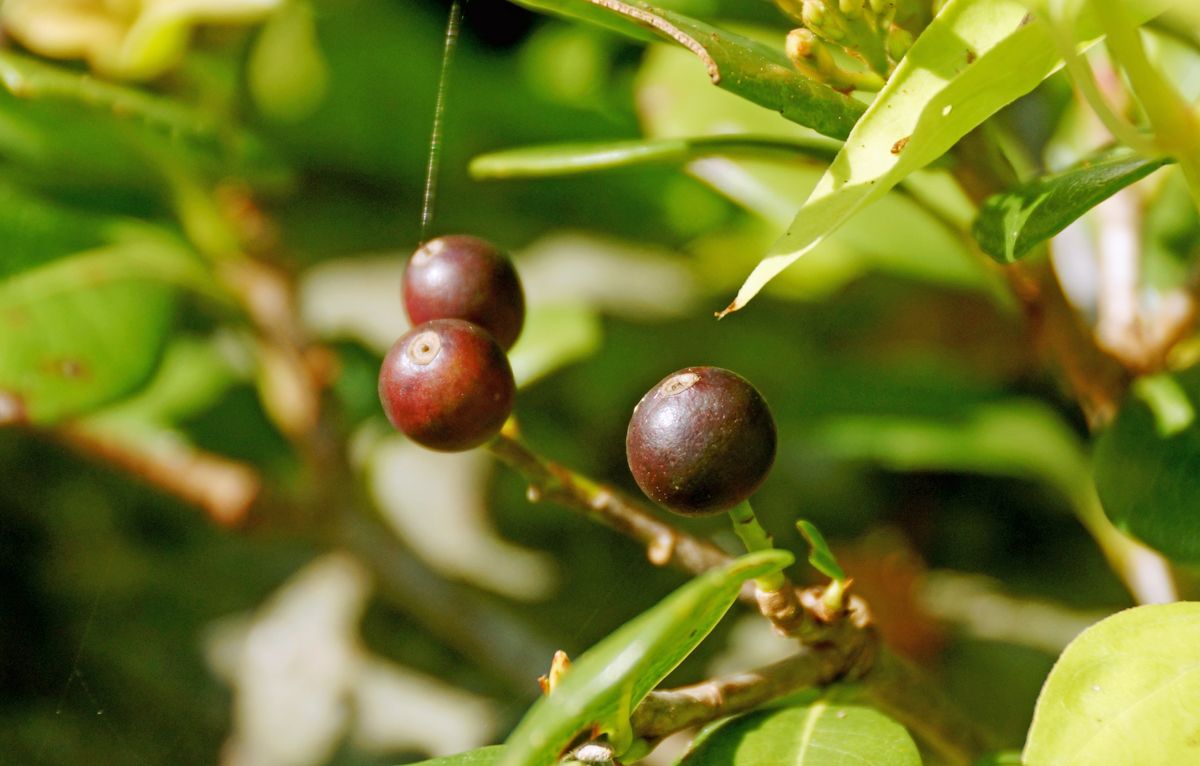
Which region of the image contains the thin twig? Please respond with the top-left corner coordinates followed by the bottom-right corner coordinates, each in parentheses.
top-left (486, 431), bottom-right (820, 635)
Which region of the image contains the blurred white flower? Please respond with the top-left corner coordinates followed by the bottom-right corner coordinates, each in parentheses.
top-left (208, 553), bottom-right (498, 766)
top-left (2, 0), bottom-right (283, 78)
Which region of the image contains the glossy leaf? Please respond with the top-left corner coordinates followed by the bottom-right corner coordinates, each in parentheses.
top-left (721, 0), bottom-right (1172, 314)
top-left (973, 152), bottom-right (1172, 264)
top-left (470, 136), bottom-right (836, 179)
top-left (498, 550), bottom-right (793, 766)
top-left (678, 700), bottom-right (922, 766)
top-left (400, 745), bottom-right (505, 766)
top-left (0, 185), bottom-right (207, 424)
top-left (509, 0), bottom-right (864, 140)
top-left (796, 520), bottom-right (846, 582)
top-left (1023, 602), bottom-right (1200, 766)
top-left (1094, 367), bottom-right (1200, 563)
top-left (636, 44), bottom-right (984, 296)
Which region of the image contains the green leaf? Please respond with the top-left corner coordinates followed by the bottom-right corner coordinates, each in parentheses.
top-left (470, 136), bottom-right (836, 179)
top-left (498, 550), bottom-right (793, 766)
top-left (678, 700), bottom-right (922, 766)
top-left (1094, 366), bottom-right (1200, 563)
top-left (508, 304), bottom-right (604, 387)
top-left (0, 186), bottom-right (208, 424)
top-left (509, 0), bottom-right (865, 140)
top-left (1023, 602), bottom-right (1200, 766)
top-left (973, 151), bottom-right (1172, 264)
top-left (796, 520), bottom-right (846, 582)
top-left (401, 746), bottom-right (505, 766)
top-left (721, 0), bottom-right (1171, 314)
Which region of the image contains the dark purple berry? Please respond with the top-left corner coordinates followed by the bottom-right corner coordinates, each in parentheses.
top-left (379, 319), bottom-right (515, 451)
top-left (402, 235), bottom-right (525, 350)
top-left (626, 367), bottom-right (776, 516)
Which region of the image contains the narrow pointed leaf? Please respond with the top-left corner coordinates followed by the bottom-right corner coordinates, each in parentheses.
top-left (796, 520), bottom-right (846, 582)
top-left (470, 136), bottom-right (836, 179)
top-left (498, 550), bottom-right (793, 766)
top-left (973, 151), bottom-right (1172, 263)
top-left (722, 0), bottom-right (1174, 315)
top-left (678, 700), bottom-right (922, 766)
top-left (1023, 602), bottom-right (1200, 766)
top-left (509, 0), bottom-right (864, 140)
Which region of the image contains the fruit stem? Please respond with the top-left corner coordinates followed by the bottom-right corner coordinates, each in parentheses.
top-left (728, 501), bottom-right (787, 592)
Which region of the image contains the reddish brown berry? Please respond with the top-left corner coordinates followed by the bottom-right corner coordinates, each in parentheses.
top-left (402, 235), bottom-right (525, 350)
top-left (626, 367), bottom-right (776, 515)
top-left (379, 319), bottom-right (515, 451)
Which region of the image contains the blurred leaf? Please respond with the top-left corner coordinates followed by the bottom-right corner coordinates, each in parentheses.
top-left (814, 399), bottom-right (1089, 503)
top-left (0, 185), bottom-right (208, 424)
top-left (405, 746), bottom-right (505, 766)
top-left (722, 0), bottom-right (1171, 314)
top-left (1023, 602), bottom-right (1200, 766)
top-left (498, 550), bottom-right (793, 766)
top-left (510, 0), bottom-right (865, 140)
top-left (973, 753), bottom-right (1024, 766)
top-left (678, 700), bottom-right (922, 766)
top-left (796, 520), bottom-right (846, 582)
top-left (509, 304), bottom-right (604, 387)
top-left (1094, 367), bottom-right (1200, 563)
top-left (471, 136), bottom-right (835, 178)
top-left (86, 335), bottom-right (247, 426)
top-left (973, 151), bottom-right (1171, 264)
top-left (248, 0), bottom-right (330, 122)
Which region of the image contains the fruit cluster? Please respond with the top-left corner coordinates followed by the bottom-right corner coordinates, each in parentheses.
top-left (379, 235), bottom-right (524, 451)
top-left (379, 234), bottom-right (778, 515)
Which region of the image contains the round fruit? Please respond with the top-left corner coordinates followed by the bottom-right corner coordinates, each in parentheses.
top-left (379, 318), bottom-right (515, 451)
top-left (402, 235), bottom-right (525, 350)
top-left (626, 366), bottom-right (776, 515)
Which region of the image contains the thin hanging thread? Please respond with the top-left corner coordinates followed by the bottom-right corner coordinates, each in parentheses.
top-left (420, 0), bottom-right (465, 243)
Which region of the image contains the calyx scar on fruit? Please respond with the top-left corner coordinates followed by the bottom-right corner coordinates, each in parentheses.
top-left (379, 318), bottom-right (515, 451)
top-left (403, 234), bottom-right (526, 351)
top-left (626, 366), bottom-right (777, 515)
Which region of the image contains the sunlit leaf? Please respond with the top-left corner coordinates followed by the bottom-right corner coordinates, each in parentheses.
top-left (498, 550), bottom-right (793, 766)
top-left (678, 700), bottom-right (922, 766)
top-left (509, 0), bottom-right (865, 140)
top-left (973, 151), bottom-right (1172, 264)
top-left (1024, 602), bottom-right (1200, 766)
top-left (1094, 367), bottom-right (1200, 563)
top-left (636, 44), bottom-right (984, 297)
top-left (722, 0), bottom-right (1174, 314)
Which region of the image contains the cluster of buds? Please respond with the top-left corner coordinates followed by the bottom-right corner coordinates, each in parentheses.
top-left (776, 0), bottom-right (932, 92)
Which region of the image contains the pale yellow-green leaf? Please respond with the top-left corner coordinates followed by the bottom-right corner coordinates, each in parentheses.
top-left (1024, 602), bottom-right (1200, 766)
top-left (724, 0), bottom-right (1175, 314)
